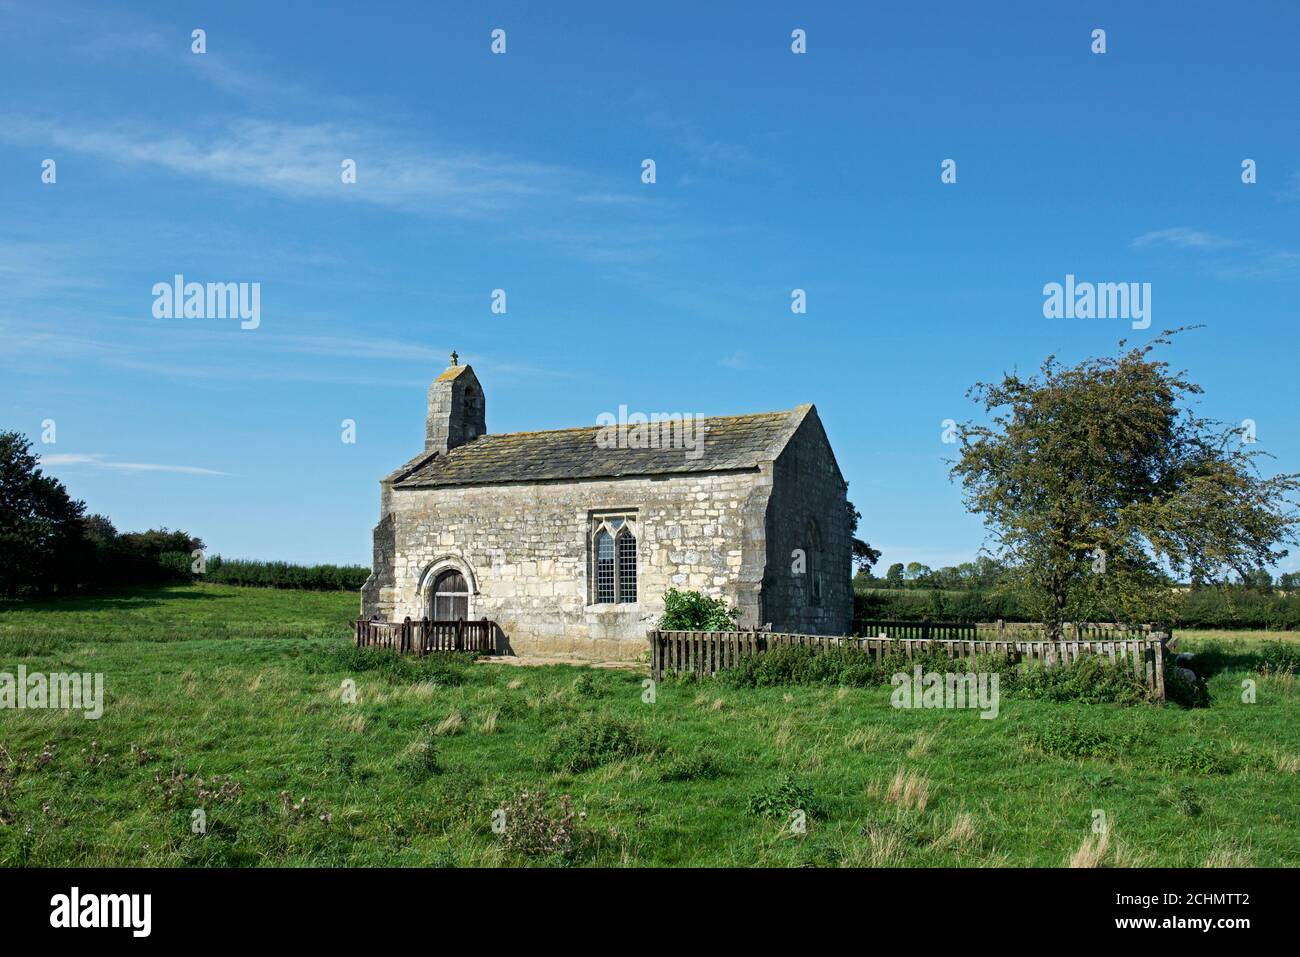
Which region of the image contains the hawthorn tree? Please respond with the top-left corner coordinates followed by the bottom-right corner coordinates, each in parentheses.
top-left (951, 332), bottom-right (1300, 632)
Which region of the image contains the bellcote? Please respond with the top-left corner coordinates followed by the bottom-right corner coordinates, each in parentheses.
top-left (426, 354), bottom-right (486, 454)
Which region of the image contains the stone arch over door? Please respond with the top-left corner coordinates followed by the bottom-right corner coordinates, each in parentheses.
top-left (417, 555), bottom-right (479, 621)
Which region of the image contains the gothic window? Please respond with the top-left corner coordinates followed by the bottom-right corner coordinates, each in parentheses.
top-left (617, 531), bottom-right (637, 602)
top-left (595, 530), bottom-right (615, 603)
top-left (431, 569), bottom-right (469, 620)
top-left (590, 513), bottom-right (638, 605)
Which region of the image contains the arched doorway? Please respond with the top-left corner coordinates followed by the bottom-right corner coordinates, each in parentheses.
top-left (430, 569), bottom-right (469, 621)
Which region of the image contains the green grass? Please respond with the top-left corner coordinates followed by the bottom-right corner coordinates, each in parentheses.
top-left (1, 584), bottom-right (1297, 867)
top-left (1180, 628), bottom-right (1300, 644)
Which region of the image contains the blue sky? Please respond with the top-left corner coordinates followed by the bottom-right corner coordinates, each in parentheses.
top-left (3, 1), bottom-right (1299, 571)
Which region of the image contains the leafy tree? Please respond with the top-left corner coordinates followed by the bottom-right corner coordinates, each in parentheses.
top-left (970, 556), bottom-right (1009, 589)
top-left (951, 333), bottom-right (1300, 632)
top-left (884, 563), bottom-right (905, 588)
top-left (0, 435), bottom-right (206, 594)
top-left (0, 431), bottom-right (90, 596)
top-left (658, 588), bottom-right (741, 631)
top-left (904, 562), bottom-right (933, 584)
top-left (926, 566), bottom-right (958, 589)
top-left (846, 501), bottom-right (881, 572)
top-left (115, 527), bottom-right (203, 559)
top-left (82, 513), bottom-right (117, 546)
top-left (1242, 568), bottom-right (1274, 591)
top-left (93, 525), bottom-right (203, 586)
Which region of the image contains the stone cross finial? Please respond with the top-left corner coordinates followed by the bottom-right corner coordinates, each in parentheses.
top-left (450, 350), bottom-right (459, 366)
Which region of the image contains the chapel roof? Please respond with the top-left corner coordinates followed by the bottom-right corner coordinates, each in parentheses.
top-left (389, 406), bottom-right (812, 489)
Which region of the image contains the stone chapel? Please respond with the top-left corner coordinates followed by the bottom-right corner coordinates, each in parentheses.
top-left (361, 355), bottom-right (852, 659)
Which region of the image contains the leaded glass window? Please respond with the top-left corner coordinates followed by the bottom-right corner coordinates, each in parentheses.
top-left (617, 530), bottom-right (637, 602)
top-left (590, 512), bottom-right (638, 605)
top-left (595, 529), bottom-right (616, 603)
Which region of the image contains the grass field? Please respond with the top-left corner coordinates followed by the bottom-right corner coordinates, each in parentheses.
top-left (1179, 628), bottom-right (1300, 644)
top-left (1, 584), bottom-right (1297, 867)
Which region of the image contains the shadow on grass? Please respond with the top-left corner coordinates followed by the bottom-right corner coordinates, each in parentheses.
top-left (0, 585), bottom-right (233, 614)
top-left (1179, 640), bottom-right (1300, 679)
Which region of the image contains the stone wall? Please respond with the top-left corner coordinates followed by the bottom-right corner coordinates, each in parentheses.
top-left (359, 511), bottom-right (396, 621)
top-left (760, 411), bottom-right (852, 635)
top-left (367, 468), bottom-right (771, 660)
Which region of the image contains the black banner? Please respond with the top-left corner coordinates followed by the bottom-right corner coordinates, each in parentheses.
top-left (0, 867), bottom-right (1275, 942)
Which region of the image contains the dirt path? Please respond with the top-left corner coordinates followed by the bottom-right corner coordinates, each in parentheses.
top-left (475, 654), bottom-right (642, 671)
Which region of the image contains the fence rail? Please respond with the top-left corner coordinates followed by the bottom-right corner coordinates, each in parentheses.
top-left (354, 616), bottom-right (496, 654)
top-left (856, 619), bottom-right (1161, 642)
top-left (648, 628), bottom-right (1167, 700)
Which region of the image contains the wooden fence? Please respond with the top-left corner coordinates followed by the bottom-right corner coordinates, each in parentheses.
top-left (647, 628), bottom-right (1167, 700)
top-left (856, 619), bottom-right (1162, 642)
top-left (354, 616), bottom-right (497, 654)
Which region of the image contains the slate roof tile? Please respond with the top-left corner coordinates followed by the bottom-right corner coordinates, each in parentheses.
top-left (392, 408), bottom-right (804, 488)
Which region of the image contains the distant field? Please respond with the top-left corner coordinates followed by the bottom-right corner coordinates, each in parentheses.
top-left (854, 586), bottom-right (1300, 633)
top-left (1179, 629), bottom-right (1300, 645)
top-left (1, 584), bottom-right (1297, 867)
top-left (0, 584), bottom-right (356, 648)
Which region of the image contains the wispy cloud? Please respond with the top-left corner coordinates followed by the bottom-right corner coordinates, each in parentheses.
top-left (260, 334), bottom-right (455, 364)
top-left (1278, 170), bottom-right (1300, 202)
top-left (16, 4), bottom-right (361, 114)
top-left (40, 453), bottom-right (231, 476)
top-left (1205, 249), bottom-right (1300, 281)
top-left (1, 115), bottom-right (569, 218)
top-left (1131, 227), bottom-right (1300, 280)
top-left (0, 317), bottom-right (574, 392)
top-left (0, 238), bottom-right (110, 298)
top-left (573, 190), bottom-right (646, 206)
top-left (643, 109), bottom-right (758, 172)
top-left (1130, 227), bottom-right (1239, 250)
top-left (718, 351), bottom-right (757, 370)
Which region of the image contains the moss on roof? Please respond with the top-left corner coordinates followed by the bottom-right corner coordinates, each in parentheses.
top-left (392, 408), bottom-right (806, 488)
